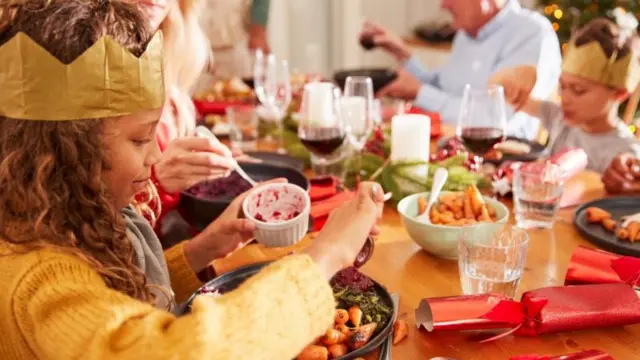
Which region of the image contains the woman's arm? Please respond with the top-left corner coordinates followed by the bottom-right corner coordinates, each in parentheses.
top-left (14, 252), bottom-right (333, 360)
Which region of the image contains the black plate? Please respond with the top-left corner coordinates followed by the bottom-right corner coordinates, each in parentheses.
top-left (246, 151), bottom-right (305, 172)
top-left (574, 197), bottom-right (640, 257)
top-left (179, 163), bottom-right (310, 230)
top-left (180, 262), bottom-right (395, 360)
top-left (438, 136), bottom-right (548, 164)
top-left (333, 68), bottom-right (397, 93)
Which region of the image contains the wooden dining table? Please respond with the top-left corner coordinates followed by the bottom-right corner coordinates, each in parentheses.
top-left (211, 128), bottom-right (640, 359)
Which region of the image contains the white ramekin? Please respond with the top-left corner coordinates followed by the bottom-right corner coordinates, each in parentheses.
top-left (242, 183), bottom-right (310, 248)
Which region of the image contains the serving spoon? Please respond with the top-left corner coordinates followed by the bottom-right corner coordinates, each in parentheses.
top-left (195, 126), bottom-right (258, 187)
top-left (416, 167), bottom-right (448, 223)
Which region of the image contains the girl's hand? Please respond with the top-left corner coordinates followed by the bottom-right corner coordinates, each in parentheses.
top-left (489, 66), bottom-right (537, 111)
top-left (305, 182), bottom-right (385, 279)
top-left (183, 178), bottom-right (288, 272)
top-left (154, 137), bottom-right (235, 193)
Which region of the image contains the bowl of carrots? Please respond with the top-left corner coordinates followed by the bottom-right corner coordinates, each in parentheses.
top-left (397, 185), bottom-right (509, 259)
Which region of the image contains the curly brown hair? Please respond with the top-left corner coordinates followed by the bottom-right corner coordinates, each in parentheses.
top-left (0, 0), bottom-right (156, 302)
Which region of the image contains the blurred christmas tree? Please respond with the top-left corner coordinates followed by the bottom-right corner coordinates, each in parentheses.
top-left (538, 0), bottom-right (640, 49)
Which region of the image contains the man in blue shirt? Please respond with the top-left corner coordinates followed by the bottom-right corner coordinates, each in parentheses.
top-left (369, 0), bottom-right (561, 140)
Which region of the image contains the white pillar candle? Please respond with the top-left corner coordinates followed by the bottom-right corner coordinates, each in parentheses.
top-left (340, 96), bottom-right (367, 133)
top-left (391, 114), bottom-right (431, 163)
top-left (304, 82), bottom-right (336, 127)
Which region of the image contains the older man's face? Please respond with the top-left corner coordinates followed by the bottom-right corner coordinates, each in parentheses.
top-left (441, 0), bottom-right (489, 33)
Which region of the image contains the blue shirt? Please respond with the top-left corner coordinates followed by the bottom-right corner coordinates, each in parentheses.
top-left (405, 0), bottom-right (561, 140)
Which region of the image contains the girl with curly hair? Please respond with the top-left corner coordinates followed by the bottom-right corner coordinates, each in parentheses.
top-left (0, 1), bottom-right (384, 359)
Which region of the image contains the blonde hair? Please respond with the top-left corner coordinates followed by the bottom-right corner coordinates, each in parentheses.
top-left (160, 0), bottom-right (211, 138)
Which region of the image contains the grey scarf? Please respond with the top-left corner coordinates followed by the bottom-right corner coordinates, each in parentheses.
top-left (122, 206), bottom-right (175, 311)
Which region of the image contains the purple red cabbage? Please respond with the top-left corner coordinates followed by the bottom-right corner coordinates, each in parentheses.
top-left (186, 172), bottom-right (252, 200)
top-left (331, 267), bottom-right (374, 292)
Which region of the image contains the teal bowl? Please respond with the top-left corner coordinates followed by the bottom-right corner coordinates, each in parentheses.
top-left (397, 191), bottom-right (510, 259)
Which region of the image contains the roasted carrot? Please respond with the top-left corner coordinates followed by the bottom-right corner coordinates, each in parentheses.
top-left (617, 228), bottom-right (630, 241)
top-left (463, 191), bottom-right (475, 219)
top-left (417, 196), bottom-right (427, 215)
top-left (478, 206), bottom-right (492, 222)
top-left (468, 184), bottom-right (486, 215)
top-left (334, 309), bottom-right (349, 325)
top-left (601, 218), bottom-right (617, 232)
top-left (585, 207), bottom-right (612, 223)
top-left (348, 306), bottom-right (363, 327)
top-left (628, 222), bottom-right (640, 241)
top-left (323, 328), bottom-right (347, 346)
top-left (334, 324), bottom-right (351, 336)
top-left (327, 344), bottom-right (348, 358)
top-left (392, 320), bottom-right (409, 345)
top-left (298, 345), bottom-right (329, 360)
top-left (348, 323), bottom-right (377, 350)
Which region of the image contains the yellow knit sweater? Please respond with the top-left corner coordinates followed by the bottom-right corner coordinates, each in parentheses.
top-left (0, 242), bottom-right (335, 360)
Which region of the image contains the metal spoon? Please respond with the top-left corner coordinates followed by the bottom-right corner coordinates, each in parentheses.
top-left (352, 192), bottom-right (392, 268)
top-left (417, 168), bottom-right (448, 223)
top-left (195, 126), bottom-right (258, 187)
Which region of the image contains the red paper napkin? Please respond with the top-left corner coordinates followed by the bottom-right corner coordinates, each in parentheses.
top-left (510, 350), bottom-right (614, 360)
top-left (565, 246), bottom-right (640, 286)
top-left (192, 99), bottom-right (253, 115)
top-left (415, 283), bottom-right (640, 338)
top-left (309, 177), bottom-right (355, 232)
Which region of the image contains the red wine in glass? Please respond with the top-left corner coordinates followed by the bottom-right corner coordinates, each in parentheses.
top-left (299, 127), bottom-right (345, 156)
top-left (459, 127), bottom-right (505, 155)
top-left (359, 35), bottom-right (376, 50)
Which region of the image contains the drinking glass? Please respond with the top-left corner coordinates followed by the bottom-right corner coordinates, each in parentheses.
top-left (456, 84), bottom-right (507, 164)
top-left (458, 224), bottom-right (529, 298)
top-left (298, 82), bottom-right (345, 169)
top-left (513, 163), bottom-right (565, 229)
top-left (254, 54), bottom-right (292, 153)
top-left (342, 76), bottom-right (374, 183)
top-left (227, 106), bottom-right (258, 152)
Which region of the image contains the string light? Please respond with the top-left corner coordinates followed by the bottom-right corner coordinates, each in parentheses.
top-left (552, 22), bottom-right (560, 31)
top-left (554, 9), bottom-right (563, 19)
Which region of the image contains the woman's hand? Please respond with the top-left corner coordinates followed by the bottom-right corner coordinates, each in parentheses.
top-left (360, 21), bottom-right (411, 62)
top-left (305, 182), bottom-right (385, 279)
top-left (602, 153), bottom-right (640, 194)
top-left (183, 178), bottom-right (288, 273)
top-left (489, 66), bottom-right (537, 111)
top-left (154, 137), bottom-right (236, 193)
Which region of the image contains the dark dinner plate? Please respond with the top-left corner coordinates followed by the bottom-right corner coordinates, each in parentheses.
top-left (574, 197), bottom-right (640, 257)
top-left (179, 163), bottom-right (309, 230)
top-left (245, 151), bottom-right (305, 172)
top-left (438, 136), bottom-right (548, 164)
top-left (333, 68), bottom-right (397, 93)
top-left (180, 262), bottom-right (396, 360)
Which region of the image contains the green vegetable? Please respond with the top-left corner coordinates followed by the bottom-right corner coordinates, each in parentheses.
top-left (333, 285), bottom-right (393, 331)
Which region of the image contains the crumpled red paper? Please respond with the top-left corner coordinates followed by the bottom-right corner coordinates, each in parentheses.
top-left (416, 283), bottom-right (640, 338)
top-left (565, 246), bottom-right (640, 286)
top-left (309, 177), bottom-right (354, 231)
top-left (510, 349), bottom-right (614, 360)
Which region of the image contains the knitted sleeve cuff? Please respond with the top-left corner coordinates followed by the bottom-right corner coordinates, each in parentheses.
top-left (164, 243), bottom-right (202, 303)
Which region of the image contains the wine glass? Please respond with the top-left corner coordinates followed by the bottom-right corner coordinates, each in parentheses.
top-left (342, 76), bottom-right (374, 183)
top-left (298, 82), bottom-right (346, 170)
top-left (456, 84), bottom-right (507, 166)
top-left (254, 54), bottom-right (292, 153)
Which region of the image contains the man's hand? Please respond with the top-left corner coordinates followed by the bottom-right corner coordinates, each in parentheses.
top-left (360, 20), bottom-right (411, 62)
top-left (377, 68), bottom-right (422, 100)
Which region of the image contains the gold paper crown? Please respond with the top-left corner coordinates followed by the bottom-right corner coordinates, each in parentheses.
top-left (562, 40), bottom-right (640, 92)
top-left (0, 31), bottom-right (165, 121)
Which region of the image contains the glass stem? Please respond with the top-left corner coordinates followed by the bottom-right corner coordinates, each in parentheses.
top-left (356, 150), bottom-right (363, 186)
top-left (277, 119), bottom-right (286, 154)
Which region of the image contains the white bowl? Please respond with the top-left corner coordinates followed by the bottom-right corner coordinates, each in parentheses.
top-left (242, 183), bottom-right (310, 248)
top-left (397, 191), bottom-right (510, 259)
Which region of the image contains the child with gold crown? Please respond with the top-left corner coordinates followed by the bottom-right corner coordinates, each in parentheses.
top-left (0, 1), bottom-right (384, 359)
top-left (491, 16), bottom-right (640, 173)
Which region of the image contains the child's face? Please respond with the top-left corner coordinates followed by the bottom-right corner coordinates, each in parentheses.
top-left (559, 73), bottom-right (621, 126)
top-left (102, 108), bottom-right (163, 209)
